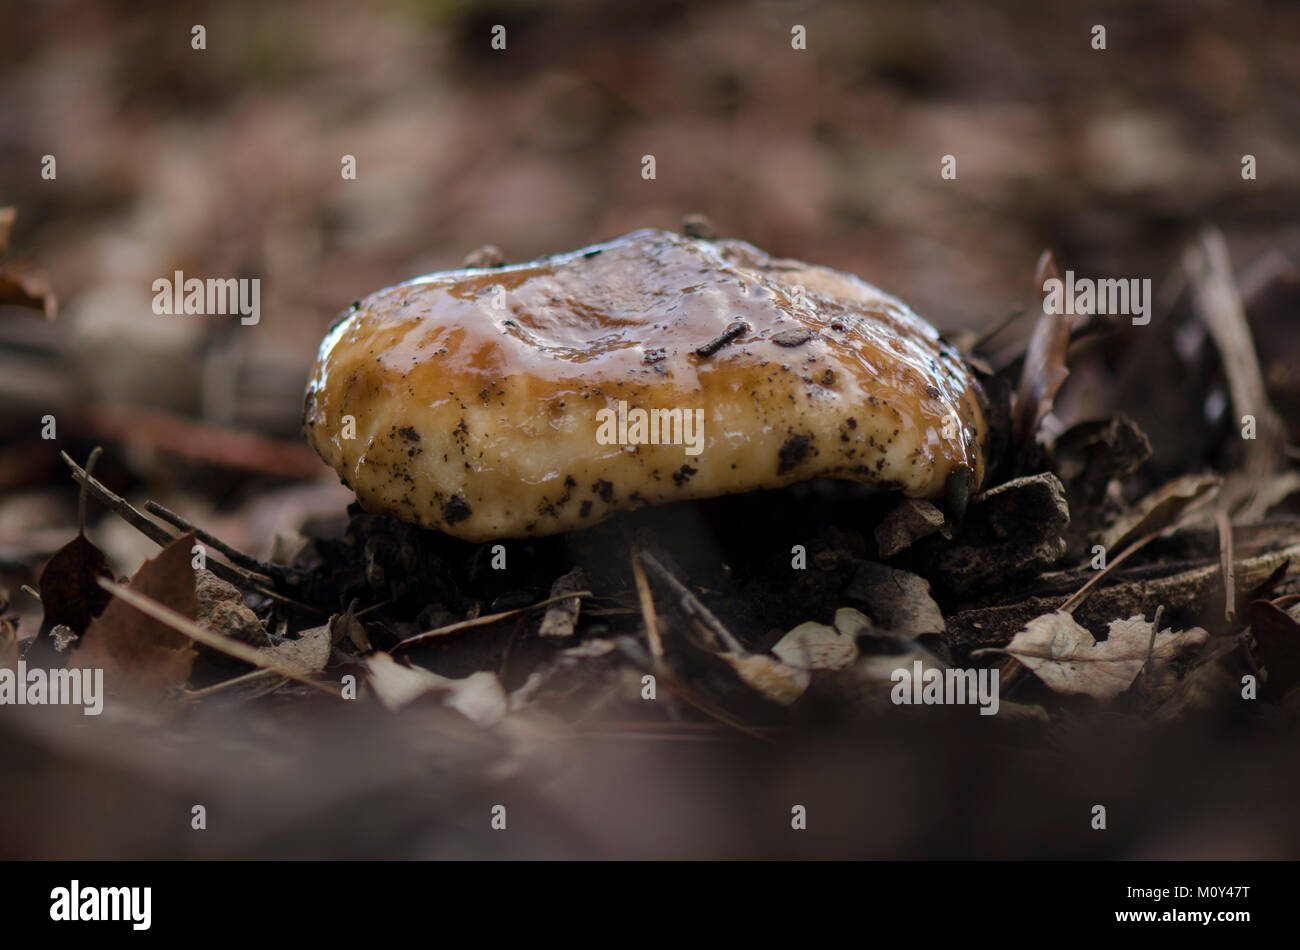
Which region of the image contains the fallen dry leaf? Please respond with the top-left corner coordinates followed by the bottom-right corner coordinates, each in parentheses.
top-left (365, 651), bottom-right (507, 726)
top-left (771, 608), bottom-right (864, 670)
top-left (69, 533), bottom-right (199, 706)
top-left (1012, 250), bottom-right (1072, 446)
top-left (0, 208), bottom-right (57, 318)
top-left (32, 532), bottom-right (114, 664)
top-left (991, 611), bottom-right (1208, 702)
top-left (261, 624), bottom-right (332, 676)
top-left (1247, 600), bottom-right (1300, 700)
top-left (718, 652), bottom-right (810, 706)
top-left (0, 615), bottom-right (17, 671)
top-left (328, 605), bottom-right (370, 653)
top-left (1100, 473), bottom-right (1220, 552)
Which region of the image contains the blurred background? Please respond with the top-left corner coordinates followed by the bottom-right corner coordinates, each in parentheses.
top-left (2, 0), bottom-right (1300, 859)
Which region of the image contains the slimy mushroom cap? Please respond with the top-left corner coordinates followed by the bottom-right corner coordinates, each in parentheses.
top-left (304, 229), bottom-right (987, 541)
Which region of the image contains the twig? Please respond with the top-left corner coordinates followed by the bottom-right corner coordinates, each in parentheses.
top-left (1186, 227), bottom-right (1284, 476)
top-left (629, 545), bottom-right (665, 659)
top-left (59, 451), bottom-right (320, 613)
top-left (1215, 508), bottom-right (1237, 622)
top-left (969, 307), bottom-right (1026, 351)
top-left (1059, 530), bottom-right (1161, 614)
top-left (637, 550), bottom-right (745, 653)
top-left (61, 450), bottom-right (180, 549)
top-left (182, 668), bottom-right (288, 701)
top-left (144, 500), bottom-right (284, 579)
top-left (97, 578), bottom-right (339, 697)
top-left (391, 590), bottom-right (594, 650)
top-left (78, 446), bottom-right (102, 532)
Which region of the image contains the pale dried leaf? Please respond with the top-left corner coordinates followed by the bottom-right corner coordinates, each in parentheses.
top-left (998, 611), bottom-right (1208, 701)
top-left (365, 651), bottom-right (507, 726)
top-left (772, 613), bottom-right (860, 670)
top-left (719, 652), bottom-right (810, 705)
top-left (261, 625), bottom-right (331, 675)
top-left (1101, 473), bottom-right (1220, 551)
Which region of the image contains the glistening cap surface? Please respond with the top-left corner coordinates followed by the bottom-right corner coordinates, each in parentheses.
top-left (304, 229), bottom-right (987, 541)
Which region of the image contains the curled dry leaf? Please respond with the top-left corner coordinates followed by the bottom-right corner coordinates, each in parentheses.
top-left (771, 608), bottom-right (865, 671)
top-left (1011, 250), bottom-right (1072, 446)
top-left (34, 533), bottom-right (113, 661)
top-left (328, 605), bottom-right (370, 653)
top-left (990, 611), bottom-right (1208, 702)
top-left (0, 616), bottom-right (17, 671)
top-left (718, 652), bottom-right (810, 706)
top-left (69, 533), bottom-right (200, 706)
top-left (0, 208), bottom-right (57, 318)
top-left (1100, 473), bottom-right (1221, 552)
top-left (365, 651), bottom-right (507, 726)
top-left (1247, 600), bottom-right (1300, 701)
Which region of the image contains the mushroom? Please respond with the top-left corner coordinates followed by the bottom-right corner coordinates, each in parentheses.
top-left (304, 229), bottom-right (988, 542)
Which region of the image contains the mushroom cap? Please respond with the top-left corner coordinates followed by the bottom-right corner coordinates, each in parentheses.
top-left (305, 229), bottom-right (987, 541)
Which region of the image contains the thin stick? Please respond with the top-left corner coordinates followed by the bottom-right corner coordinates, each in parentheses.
top-left (60, 451), bottom-right (320, 613)
top-left (77, 446), bottom-right (102, 533)
top-left (1059, 530), bottom-right (1160, 614)
top-left (97, 578), bottom-right (339, 696)
top-left (183, 668), bottom-right (288, 700)
top-left (392, 590), bottom-right (594, 650)
top-left (637, 550), bottom-right (745, 653)
top-left (629, 545), bottom-right (665, 658)
top-left (969, 307), bottom-right (1025, 351)
top-left (1216, 508), bottom-right (1237, 622)
top-left (145, 500), bottom-right (283, 578)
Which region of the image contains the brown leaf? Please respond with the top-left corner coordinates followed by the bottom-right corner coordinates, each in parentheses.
top-left (1248, 600), bottom-right (1300, 700)
top-left (328, 605), bottom-right (369, 653)
top-left (32, 533), bottom-right (114, 665)
top-left (1100, 473), bottom-right (1220, 552)
top-left (69, 533), bottom-right (199, 705)
top-left (0, 615), bottom-right (17, 671)
top-left (1012, 250), bottom-right (1072, 446)
top-left (0, 271), bottom-right (57, 318)
top-left (0, 207), bottom-right (56, 318)
top-left (0, 207), bottom-right (13, 254)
